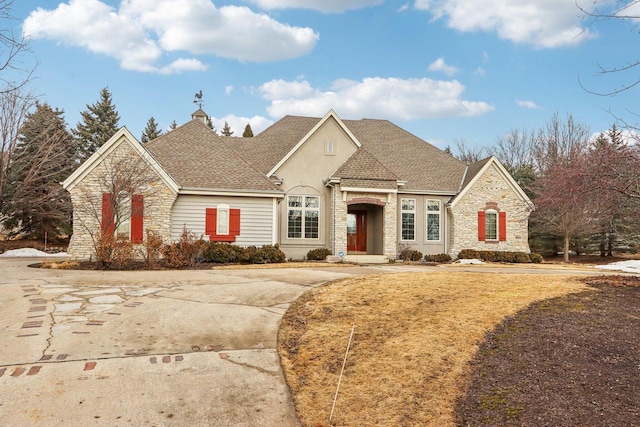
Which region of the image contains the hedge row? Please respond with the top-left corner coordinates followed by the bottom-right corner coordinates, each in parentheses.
top-left (457, 249), bottom-right (543, 263)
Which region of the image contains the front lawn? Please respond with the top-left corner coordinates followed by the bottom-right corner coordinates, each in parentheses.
top-left (278, 272), bottom-right (588, 426)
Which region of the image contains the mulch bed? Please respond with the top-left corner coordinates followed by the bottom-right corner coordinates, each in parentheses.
top-left (456, 275), bottom-right (640, 426)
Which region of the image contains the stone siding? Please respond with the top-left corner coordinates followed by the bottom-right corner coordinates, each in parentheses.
top-left (66, 141), bottom-right (177, 259)
top-left (449, 163), bottom-right (532, 257)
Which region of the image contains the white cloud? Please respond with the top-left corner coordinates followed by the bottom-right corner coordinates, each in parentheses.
top-left (473, 67), bottom-right (486, 77)
top-left (427, 57), bottom-right (459, 76)
top-left (23, 0), bottom-right (319, 73)
top-left (210, 114), bottom-right (273, 135)
top-left (248, 0), bottom-right (382, 13)
top-left (258, 76), bottom-right (494, 120)
top-left (225, 85), bottom-right (234, 95)
top-left (397, 3), bottom-right (411, 12)
top-left (414, 0), bottom-right (597, 48)
top-left (516, 99), bottom-right (540, 109)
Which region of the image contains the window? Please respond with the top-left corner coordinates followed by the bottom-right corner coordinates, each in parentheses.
top-left (101, 193), bottom-right (144, 243)
top-left (287, 195), bottom-right (319, 239)
top-left (217, 204), bottom-right (230, 235)
top-left (478, 209), bottom-right (506, 242)
top-left (426, 199), bottom-right (441, 241)
top-left (401, 198), bottom-right (415, 241)
top-left (325, 140), bottom-right (335, 155)
top-left (485, 210), bottom-right (498, 240)
top-left (206, 206), bottom-right (240, 242)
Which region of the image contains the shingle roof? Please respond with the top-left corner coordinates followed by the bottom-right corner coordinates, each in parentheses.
top-left (144, 119), bottom-right (281, 193)
top-left (460, 157), bottom-right (492, 190)
top-left (332, 148), bottom-right (400, 181)
top-left (342, 119), bottom-right (467, 193)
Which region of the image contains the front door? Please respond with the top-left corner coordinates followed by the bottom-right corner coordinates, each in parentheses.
top-left (347, 211), bottom-right (367, 252)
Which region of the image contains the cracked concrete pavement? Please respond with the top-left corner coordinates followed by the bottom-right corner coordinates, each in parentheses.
top-left (0, 258), bottom-right (394, 426)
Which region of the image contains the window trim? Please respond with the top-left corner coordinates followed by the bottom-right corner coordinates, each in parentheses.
top-left (485, 209), bottom-right (499, 241)
top-left (216, 204), bottom-right (230, 235)
top-left (425, 199), bottom-right (441, 242)
top-left (400, 198), bottom-right (416, 242)
top-left (287, 195), bottom-right (320, 239)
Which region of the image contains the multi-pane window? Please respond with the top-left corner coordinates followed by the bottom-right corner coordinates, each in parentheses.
top-left (401, 198), bottom-right (416, 241)
top-left (217, 204), bottom-right (229, 235)
top-left (485, 211), bottom-right (498, 240)
top-left (115, 193), bottom-right (131, 240)
top-left (287, 195), bottom-right (319, 239)
top-left (426, 199), bottom-right (441, 241)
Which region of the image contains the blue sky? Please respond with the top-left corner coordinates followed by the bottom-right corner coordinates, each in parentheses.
top-left (7, 0), bottom-right (640, 150)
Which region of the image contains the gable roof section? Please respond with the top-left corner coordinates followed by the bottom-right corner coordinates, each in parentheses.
top-left (330, 148), bottom-right (401, 190)
top-left (450, 156), bottom-right (533, 209)
top-left (343, 119), bottom-right (467, 194)
top-left (62, 127), bottom-right (179, 194)
top-left (144, 119), bottom-right (281, 194)
top-left (265, 110), bottom-right (362, 177)
top-left (228, 115), bottom-right (320, 175)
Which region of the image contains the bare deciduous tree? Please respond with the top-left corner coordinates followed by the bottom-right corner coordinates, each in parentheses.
top-left (0, 0), bottom-right (36, 94)
top-left (453, 138), bottom-right (487, 164)
top-left (0, 84), bottom-right (35, 217)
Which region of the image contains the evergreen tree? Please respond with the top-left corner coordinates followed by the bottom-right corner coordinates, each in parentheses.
top-left (242, 123), bottom-right (254, 137)
top-left (168, 120), bottom-right (177, 131)
top-left (73, 87), bottom-right (120, 160)
top-left (141, 117), bottom-right (162, 143)
top-left (221, 121), bottom-right (234, 137)
top-left (2, 102), bottom-right (75, 238)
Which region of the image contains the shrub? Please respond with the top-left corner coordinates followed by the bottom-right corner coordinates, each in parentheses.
top-left (257, 244), bottom-right (286, 264)
top-left (458, 249), bottom-right (480, 259)
top-left (529, 253), bottom-right (544, 263)
top-left (457, 249), bottom-right (541, 264)
top-left (424, 253), bottom-right (452, 263)
top-left (94, 233), bottom-right (134, 269)
top-left (307, 248), bottom-right (332, 261)
top-left (140, 230), bottom-right (163, 268)
top-left (162, 227), bottom-right (204, 268)
top-left (203, 242), bottom-right (237, 264)
top-left (399, 248), bottom-right (423, 261)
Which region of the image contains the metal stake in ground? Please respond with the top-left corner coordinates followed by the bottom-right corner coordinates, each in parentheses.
top-left (329, 324), bottom-right (355, 424)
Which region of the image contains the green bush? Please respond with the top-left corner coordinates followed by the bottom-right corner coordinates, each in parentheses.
top-left (529, 253), bottom-right (544, 263)
top-left (457, 249), bottom-right (481, 259)
top-left (202, 242), bottom-right (286, 264)
top-left (399, 248), bottom-right (423, 261)
top-left (424, 253), bottom-right (452, 263)
top-left (307, 248), bottom-right (332, 261)
top-left (457, 249), bottom-right (542, 264)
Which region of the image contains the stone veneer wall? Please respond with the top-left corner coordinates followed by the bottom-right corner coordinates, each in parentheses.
top-left (332, 186), bottom-right (398, 259)
top-left (66, 142), bottom-right (177, 259)
top-left (449, 163), bottom-right (532, 257)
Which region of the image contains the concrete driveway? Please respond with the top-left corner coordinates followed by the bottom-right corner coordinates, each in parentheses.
top-left (0, 258), bottom-right (388, 426)
top-left (0, 258), bottom-right (608, 426)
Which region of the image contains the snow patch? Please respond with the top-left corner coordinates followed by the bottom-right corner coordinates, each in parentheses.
top-left (0, 248), bottom-right (67, 257)
top-left (457, 259), bottom-right (485, 265)
top-left (596, 260), bottom-right (640, 274)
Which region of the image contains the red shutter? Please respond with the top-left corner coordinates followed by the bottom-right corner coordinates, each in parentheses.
top-left (205, 208), bottom-right (217, 235)
top-left (131, 195), bottom-right (144, 244)
top-left (499, 211), bottom-right (507, 241)
top-left (478, 211), bottom-right (486, 241)
top-left (230, 209), bottom-right (240, 236)
top-left (101, 193), bottom-right (114, 236)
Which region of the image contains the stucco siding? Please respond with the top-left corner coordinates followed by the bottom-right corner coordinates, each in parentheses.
top-left (449, 163), bottom-right (532, 257)
top-left (397, 194), bottom-right (450, 255)
top-left (170, 195), bottom-right (275, 246)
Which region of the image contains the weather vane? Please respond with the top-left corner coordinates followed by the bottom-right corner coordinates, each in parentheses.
top-left (193, 89), bottom-right (204, 109)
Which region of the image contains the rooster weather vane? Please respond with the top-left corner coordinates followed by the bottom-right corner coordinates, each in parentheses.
top-left (193, 90), bottom-right (204, 109)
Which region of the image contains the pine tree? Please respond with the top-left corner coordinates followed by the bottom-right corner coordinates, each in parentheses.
top-left (73, 87), bottom-right (120, 161)
top-left (141, 117), bottom-right (162, 143)
top-left (221, 121), bottom-right (233, 137)
top-left (2, 102), bottom-right (75, 238)
top-left (168, 120), bottom-right (177, 131)
top-left (242, 123), bottom-right (254, 137)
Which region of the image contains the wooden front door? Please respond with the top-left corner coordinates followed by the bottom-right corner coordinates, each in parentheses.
top-left (347, 211), bottom-right (367, 252)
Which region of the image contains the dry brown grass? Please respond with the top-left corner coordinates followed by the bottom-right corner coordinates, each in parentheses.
top-left (278, 272), bottom-right (588, 426)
